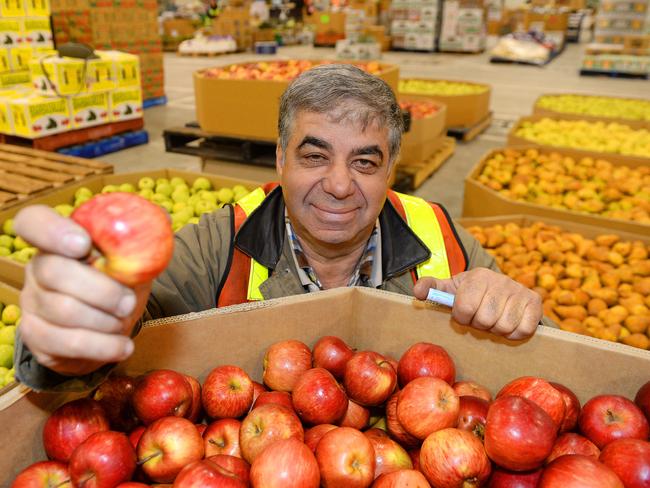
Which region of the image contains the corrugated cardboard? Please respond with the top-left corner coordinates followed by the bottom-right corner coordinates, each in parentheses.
top-left (463, 145), bottom-right (650, 235)
top-left (0, 169), bottom-right (262, 289)
top-left (399, 79), bottom-right (491, 128)
top-left (1, 286), bottom-right (649, 485)
top-left (399, 100), bottom-right (447, 164)
top-left (194, 61), bottom-right (399, 141)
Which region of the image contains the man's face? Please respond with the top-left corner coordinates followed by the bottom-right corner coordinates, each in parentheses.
top-left (277, 110), bottom-right (391, 250)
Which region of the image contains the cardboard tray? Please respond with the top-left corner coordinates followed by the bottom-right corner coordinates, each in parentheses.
top-left (463, 145), bottom-right (650, 235)
top-left (507, 114), bottom-right (650, 166)
top-left (0, 169), bottom-right (262, 289)
top-left (398, 79), bottom-right (491, 128)
top-left (1, 287), bottom-right (649, 485)
top-left (194, 61), bottom-right (400, 142)
top-left (399, 100), bottom-right (447, 164)
top-left (0, 282), bottom-right (25, 407)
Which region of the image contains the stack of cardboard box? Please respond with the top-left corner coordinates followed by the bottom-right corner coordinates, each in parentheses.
top-left (439, 0), bottom-right (486, 52)
top-left (210, 7), bottom-right (253, 51)
top-left (389, 0), bottom-right (440, 51)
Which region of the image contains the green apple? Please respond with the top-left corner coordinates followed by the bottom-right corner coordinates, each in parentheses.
top-left (199, 191), bottom-right (218, 204)
top-left (217, 188), bottom-right (234, 204)
top-left (139, 188), bottom-right (154, 199)
top-left (171, 213), bottom-right (189, 228)
top-left (172, 201), bottom-right (188, 213)
top-left (1, 304), bottom-right (20, 325)
top-left (192, 177), bottom-right (212, 191)
top-left (4, 368), bottom-right (14, 386)
top-left (194, 200), bottom-right (216, 215)
top-left (155, 183), bottom-right (173, 197)
top-left (0, 247), bottom-right (10, 257)
top-left (54, 204), bottom-right (74, 217)
top-left (232, 185), bottom-right (247, 194)
top-left (74, 187), bottom-right (93, 200)
top-left (11, 248), bottom-right (36, 263)
top-left (175, 183), bottom-right (190, 193)
top-left (119, 183), bottom-right (136, 193)
top-left (155, 177), bottom-right (170, 187)
top-left (234, 189), bottom-right (249, 202)
top-left (13, 236), bottom-right (29, 251)
top-left (0, 235), bottom-right (14, 250)
top-left (159, 200), bottom-right (173, 213)
top-left (0, 344), bottom-right (12, 368)
top-left (151, 193), bottom-right (169, 204)
top-left (0, 367), bottom-right (7, 388)
top-left (171, 190), bottom-right (190, 203)
top-left (2, 219), bottom-right (15, 237)
top-left (0, 326), bottom-right (15, 345)
top-left (138, 176), bottom-right (155, 190)
top-left (170, 177), bottom-right (186, 188)
top-left (101, 184), bottom-right (119, 194)
top-left (187, 194), bottom-right (201, 206)
top-left (188, 217), bottom-right (200, 224)
top-left (74, 194), bottom-right (92, 207)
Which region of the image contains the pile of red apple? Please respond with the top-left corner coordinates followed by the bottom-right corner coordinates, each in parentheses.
top-left (11, 338), bottom-right (650, 488)
top-left (201, 60), bottom-right (384, 81)
top-left (399, 100), bottom-right (441, 120)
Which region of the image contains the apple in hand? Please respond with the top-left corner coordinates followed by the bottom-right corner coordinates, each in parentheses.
top-left (457, 396), bottom-right (489, 440)
top-left (71, 192), bottom-right (174, 287)
top-left (132, 369), bottom-right (193, 425)
top-left (172, 460), bottom-right (246, 488)
top-left (453, 381), bottom-right (492, 402)
top-left (207, 455), bottom-right (250, 485)
top-left (397, 342), bottom-right (456, 386)
top-left (484, 396), bottom-right (556, 471)
top-left (184, 374), bottom-right (202, 423)
top-left (252, 391), bottom-right (294, 411)
top-left (69, 431), bottom-right (136, 488)
top-left (43, 398), bottom-right (110, 462)
top-left (263, 340), bottom-right (312, 392)
top-left (385, 392), bottom-right (420, 449)
top-left (250, 438), bottom-right (320, 488)
top-left (497, 376), bottom-right (565, 429)
top-left (487, 467), bottom-right (542, 487)
top-left (550, 382), bottom-right (581, 433)
top-left (202, 365), bottom-right (253, 419)
top-left (340, 399), bottom-right (370, 430)
top-left (635, 381), bottom-right (650, 423)
top-left (316, 427), bottom-right (376, 487)
top-left (397, 377), bottom-right (459, 440)
top-left (539, 454), bottom-right (623, 488)
top-left (204, 418), bottom-right (242, 458)
top-left (92, 375), bottom-right (139, 432)
top-left (365, 428), bottom-right (412, 478)
top-left (312, 336), bottom-right (355, 380)
top-left (137, 416), bottom-right (204, 483)
top-left (372, 469), bottom-right (431, 488)
top-left (599, 438), bottom-right (650, 488)
top-left (10, 461), bottom-right (71, 488)
top-left (344, 351), bottom-right (397, 406)
top-left (578, 395), bottom-right (650, 448)
top-left (305, 424), bottom-right (338, 452)
top-left (292, 368), bottom-right (348, 425)
top-left (546, 433), bottom-right (600, 464)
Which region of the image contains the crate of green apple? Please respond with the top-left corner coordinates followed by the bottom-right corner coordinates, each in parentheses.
top-left (10, 337), bottom-right (650, 488)
top-left (0, 283), bottom-right (19, 394)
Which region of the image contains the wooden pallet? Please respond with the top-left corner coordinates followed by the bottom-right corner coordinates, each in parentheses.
top-left (394, 137), bottom-right (456, 191)
top-left (447, 112), bottom-right (493, 142)
top-left (579, 69), bottom-right (649, 80)
top-left (0, 144), bottom-right (112, 210)
top-left (178, 50), bottom-right (238, 57)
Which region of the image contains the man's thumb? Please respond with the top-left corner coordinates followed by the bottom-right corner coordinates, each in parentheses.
top-left (413, 276), bottom-right (457, 300)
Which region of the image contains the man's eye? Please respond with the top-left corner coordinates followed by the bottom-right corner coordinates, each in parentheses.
top-left (354, 159), bottom-right (378, 170)
top-left (306, 154), bottom-right (326, 163)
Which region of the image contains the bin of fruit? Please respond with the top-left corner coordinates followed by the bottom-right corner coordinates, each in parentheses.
top-left (460, 215), bottom-right (650, 349)
top-left (398, 79), bottom-right (491, 128)
top-left (2, 286), bottom-right (649, 486)
top-left (463, 146), bottom-right (650, 236)
top-left (398, 99), bottom-right (447, 164)
top-left (0, 283), bottom-right (19, 398)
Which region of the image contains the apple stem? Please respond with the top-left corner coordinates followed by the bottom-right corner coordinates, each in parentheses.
top-left (55, 479), bottom-right (71, 488)
top-left (137, 452), bottom-right (161, 465)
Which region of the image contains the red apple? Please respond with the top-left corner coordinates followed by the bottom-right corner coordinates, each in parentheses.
top-left (497, 376), bottom-right (565, 429)
top-left (204, 418), bottom-right (242, 458)
top-left (365, 428), bottom-right (412, 478)
top-left (397, 377), bottom-right (459, 440)
top-left (340, 400), bottom-right (370, 430)
top-left (251, 381), bottom-right (267, 408)
top-left (293, 368), bottom-right (348, 425)
top-left (252, 391), bottom-right (294, 411)
top-left (115, 483), bottom-right (149, 487)
top-left (10, 461), bottom-right (71, 488)
top-left (457, 396), bottom-right (489, 440)
top-left (263, 339), bottom-right (312, 392)
top-left (344, 351), bottom-right (397, 406)
top-left (202, 365), bottom-right (254, 419)
top-left (69, 431), bottom-right (136, 488)
top-left (385, 392), bottom-right (420, 449)
top-left (546, 433), bottom-right (600, 464)
top-left (137, 416), bottom-right (204, 483)
top-left (487, 467), bottom-right (542, 487)
top-left (372, 469), bottom-right (431, 488)
top-left (132, 369), bottom-right (193, 425)
top-left (239, 403), bottom-right (304, 463)
top-left (250, 438), bottom-right (320, 488)
top-left (172, 460), bottom-right (246, 488)
top-left (484, 395), bottom-right (557, 471)
top-left (453, 381), bottom-right (492, 402)
top-left (550, 382), bottom-right (581, 433)
top-left (539, 454), bottom-right (623, 487)
top-left (42, 398), bottom-right (110, 462)
top-left (312, 335), bottom-right (355, 380)
top-left (92, 375), bottom-right (139, 432)
top-left (398, 342), bottom-right (455, 386)
top-left (195, 423), bottom-right (207, 436)
top-left (184, 375), bottom-right (202, 423)
top-left (305, 424), bottom-right (338, 452)
top-left (635, 381), bottom-right (650, 423)
top-left (408, 449), bottom-right (420, 472)
top-left (128, 426), bottom-right (145, 449)
top-left (578, 395), bottom-right (650, 448)
top-left (599, 438), bottom-right (650, 488)
top-left (71, 192), bottom-right (174, 286)
top-left (207, 455), bottom-right (250, 485)
top-left (420, 428), bottom-right (491, 487)
top-left (316, 427), bottom-right (376, 487)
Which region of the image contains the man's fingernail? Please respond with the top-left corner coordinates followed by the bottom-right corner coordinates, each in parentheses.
top-left (123, 340), bottom-right (134, 358)
top-left (62, 232), bottom-right (89, 255)
top-left (117, 293), bottom-right (136, 318)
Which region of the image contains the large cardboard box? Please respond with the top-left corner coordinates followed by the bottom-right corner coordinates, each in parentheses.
top-left (399, 100), bottom-right (447, 163)
top-left (1, 286), bottom-right (649, 484)
top-left (399, 79), bottom-right (491, 128)
top-left (0, 282), bottom-right (25, 410)
top-left (194, 61), bottom-right (399, 141)
top-left (463, 145), bottom-right (650, 235)
top-left (0, 169), bottom-right (262, 288)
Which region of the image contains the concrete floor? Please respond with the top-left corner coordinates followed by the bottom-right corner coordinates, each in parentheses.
top-left (108, 44), bottom-right (650, 218)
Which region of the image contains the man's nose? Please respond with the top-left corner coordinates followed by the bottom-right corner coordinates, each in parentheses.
top-left (322, 159), bottom-right (355, 199)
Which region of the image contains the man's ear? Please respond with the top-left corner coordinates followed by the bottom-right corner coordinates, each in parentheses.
top-left (276, 144), bottom-right (284, 177)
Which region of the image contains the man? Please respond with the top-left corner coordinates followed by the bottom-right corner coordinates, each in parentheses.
top-left (14, 64), bottom-right (542, 391)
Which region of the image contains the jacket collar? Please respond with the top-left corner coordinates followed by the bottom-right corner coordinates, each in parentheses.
top-left (234, 186), bottom-right (431, 278)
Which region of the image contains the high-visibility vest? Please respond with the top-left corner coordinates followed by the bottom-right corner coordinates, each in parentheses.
top-left (217, 184), bottom-right (467, 307)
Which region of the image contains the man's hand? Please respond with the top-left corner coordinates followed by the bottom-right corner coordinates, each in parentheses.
top-left (14, 205), bottom-right (151, 376)
top-left (413, 268), bottom-right (542, 340)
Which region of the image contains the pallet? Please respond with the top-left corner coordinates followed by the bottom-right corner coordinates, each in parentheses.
top-left (579, 69), bottom-right (649, 80)
top-left (0, 143), bottom-right (113, 210)
top-left (143, 96), bottom-right (168, 109)
top-left (178, 51), bottom-right (237, 57)
top-left (0, 118), bottom-right (145, 152)
top-left (58, 130), bottom-right (149, 158)
top-left (447, 112), bottom-right (493, 142)
top-left (393, 136), bottom-right (455, 191)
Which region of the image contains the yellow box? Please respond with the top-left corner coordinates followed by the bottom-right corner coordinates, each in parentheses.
top-left (24, 0), bottom-right (49, 16)
top-left (68, 91), bottom-right (110, 128)
top-left (0, 50), bottom-right (10, 73)
top-left (0, 89), bottom-right (26, 134)
top-left (9, 95), bottom-right (71, 138)
top-left (30, 56), bottom-right (85, 96)
top-left (0, 0), bottom-right (24, 17)
top-left (97, 50), bottom-right (141, 87)
top-left (86, 58), bottom-right (117, 92)
top-left (22, 17), bottom-right (53, 48)
top-left (0, 19), bottom-right (25, 47)
top-left (109, 86), bottom-right (143, 121)
top-left (0, 71), bottom-right (30, 89)
top-left (8, 46), bottom-right (32, 71)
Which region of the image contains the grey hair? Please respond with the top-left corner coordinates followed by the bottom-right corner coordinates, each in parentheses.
top-left (278, 63), bottom-right (403, 165)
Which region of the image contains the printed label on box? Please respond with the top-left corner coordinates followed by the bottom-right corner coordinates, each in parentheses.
top-left (97, 50), bottom-right (141, 87)
top-left (22, 17), bottom-right (53, 46)
top-left (30, 56), bottom-right (85, 96)
top-left (0, 70), bottom-right (30, 88)
top-left (0, 0), bottom-right (24, 17)
top-left (24, 0), bottom-right (49, 16)
top-left (0, 19), bottom-right (25, 46)
top-left (110, 87), bottom-right (142, 121)
top-left (0, 49), bottom-right (10, 73)
top-left (87, 58), bottom-right (116, 92)
top-left (10, 95), bottom-right (70, 137)
top-left (68, 91), bottom-right (109, 128)
top-left (9, 46), bottom-right (32, 71)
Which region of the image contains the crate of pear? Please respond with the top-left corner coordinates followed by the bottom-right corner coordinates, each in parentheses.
top-left (0, 284), bottom-right (20, 393)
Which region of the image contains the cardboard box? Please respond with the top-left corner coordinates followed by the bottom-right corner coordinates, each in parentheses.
top-left (68, 91), bottom-right (110, 128)
top-left (399, 79), bottom-right (491, 128)
top-left (0, 283), bottom-right (26, 409)
top-left (8, 46), bottom-right (33, 71)
top-left (2, 286), bottom-right (649, 484)
top-left (399, 99), bottom-right (447, 163)
top-left (109, 86), bottom-right (143, 122)
top-left (30, 56), bottom-right (85, 96)
top-left (0, 0), bottom-right (24, 17)
top-left (463, 145), bottom-right (650, 235)
top-left (0, 49), bottom-right (10, 73)
top-left (22, 17), bottom-right (53, 47)
top-left (0, 169), bottom-right (261, 288)
top-left (336, 39), bottom-right (382, 59)
top-left (0, 70), bottom-right (30, 89)
top-left (24, 0), bottom-right (50, 15)
top-left (0, 18), bottom-right (25, 47)
top-left (194, 61), bottom-right (399, 141)
top-left (9, 95), bottom-right (71, 138)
